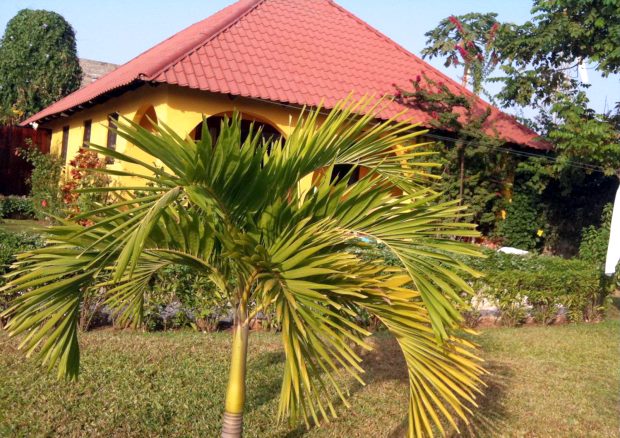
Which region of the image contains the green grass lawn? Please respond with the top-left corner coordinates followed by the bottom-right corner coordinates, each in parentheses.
top-left (1, 318), bottom-right (618, 437)
top-left (0, 219), bottom-right (47, 234)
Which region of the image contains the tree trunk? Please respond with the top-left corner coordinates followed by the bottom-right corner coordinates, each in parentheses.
top-left (221, 305), bottom-right (250, 438)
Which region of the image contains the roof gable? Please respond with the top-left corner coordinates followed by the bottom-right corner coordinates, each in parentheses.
top-left (22, 0), bottom-right (548, 149)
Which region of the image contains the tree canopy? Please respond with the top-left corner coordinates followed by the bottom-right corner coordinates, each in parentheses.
top-left (0, 9), bottom-right (82, 123)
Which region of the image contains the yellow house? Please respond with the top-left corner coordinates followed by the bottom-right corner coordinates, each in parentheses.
top-left (22, 0), bottom-right (546, 183)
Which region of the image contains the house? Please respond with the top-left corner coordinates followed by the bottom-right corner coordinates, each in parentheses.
top-left (21, 0), bottom-right (548, 186)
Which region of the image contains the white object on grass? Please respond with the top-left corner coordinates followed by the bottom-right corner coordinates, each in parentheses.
top-left (605, 184), bottom-right (620, 276)
top-left (498, 247), bottom-right (529, 255)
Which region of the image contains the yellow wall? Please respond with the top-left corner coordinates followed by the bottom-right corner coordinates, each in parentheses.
top-left (43, 83), bottom-right (311, 190)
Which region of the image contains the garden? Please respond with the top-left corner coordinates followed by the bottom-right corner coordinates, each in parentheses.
top-left (1, 1), bottom-right (619, 437)
top-left (0, 116), bottom-right (617, 436)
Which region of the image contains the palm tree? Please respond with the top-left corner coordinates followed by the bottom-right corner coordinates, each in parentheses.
top-left (2, 99), bottom-right (484, 437)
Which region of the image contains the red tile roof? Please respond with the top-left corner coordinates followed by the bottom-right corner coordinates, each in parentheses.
top-left (22, 0), bottom-right (549, 149)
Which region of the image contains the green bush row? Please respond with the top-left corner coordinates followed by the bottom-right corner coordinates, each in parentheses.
top-left (0, 196), bottom-right (35, 219)
top-left (464, 251), bottom-right (610, 325)
top-left (352, 240), bottom-right (611, 327)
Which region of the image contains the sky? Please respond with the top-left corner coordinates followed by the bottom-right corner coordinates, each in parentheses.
top-left (0, 0), bottom-right (618, 116)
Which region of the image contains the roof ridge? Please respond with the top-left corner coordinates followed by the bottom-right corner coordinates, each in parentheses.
top-left (146, 0), bottom-right (266, 81)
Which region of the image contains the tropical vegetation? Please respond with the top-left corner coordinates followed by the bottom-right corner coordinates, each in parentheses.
top-left (419, 0), bottom-right (619, 255)
top-left (1, 101), bottom-right (486, 437)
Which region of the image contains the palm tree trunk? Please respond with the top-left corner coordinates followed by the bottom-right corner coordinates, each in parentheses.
top-left (221, 305), bottom-right (250, 438)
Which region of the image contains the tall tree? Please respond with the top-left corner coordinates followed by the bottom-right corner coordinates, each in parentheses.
top-left (0, 9), bottom-right (82, 123)
top-left (2, 101), bottom-right (485, 438)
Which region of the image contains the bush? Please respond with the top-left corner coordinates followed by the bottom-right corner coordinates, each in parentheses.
top-left (0, 230), bottom-right (45, 318)
top-left (497, 192), bottom-right (545, 251)
top-left (17, 145), bottom-right (64, 219)
top-left (579, 202), bottom-right (612, 268)
top-left (0, 196), bottom-right (35, 219)
top-left (139, 264), bottom-right (228, 332)
top-left (466, 252), bottom-right (608, 325)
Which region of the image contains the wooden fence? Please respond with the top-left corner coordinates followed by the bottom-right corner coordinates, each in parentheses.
top-left (0, 126), bottom-right (51, 196)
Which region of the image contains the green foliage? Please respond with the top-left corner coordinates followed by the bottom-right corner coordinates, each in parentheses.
top-left (495, 0), bottom-right (620, 107)
top-left (542, 92), bottom-right (620, 176)
top-left (1, 101), bottom-right (485, 437)
top-left (0, 196), bottom-right (35, 219)
top-left (0, 229), bottom-right (44, 313)
top-left (63, 149), bottom-right (112, 219)
top-left (580, 203), bottom-right (613, 266)
top-left (395, 75), bottom-right (509, 235)
top-left (422, 1), bottom-right (619, 253)
top-left (497, 192), bottom-right (544, 250)
top-left (143, 264), bottom-right (226, 332)
top-left (466, 252), bottom-right (609, 325)
top-left (422, 12), bottom-right (501, 96)
top-left (17, 145), bottom-right (64, 219)
top-left (0, 9), bottom-right (82, 122)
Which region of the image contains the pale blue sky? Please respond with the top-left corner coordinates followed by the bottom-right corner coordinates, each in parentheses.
top-left (0, 0), bottom-right (618, 115)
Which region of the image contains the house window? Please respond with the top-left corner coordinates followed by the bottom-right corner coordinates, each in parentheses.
top-left (191, 116), bottom-right (282, 147)
top-left (82, 119), bottom-right (92, 148)
top-left (61, 125), bottom-right (69, 163)
top-left (106, 112), bottom-right (119, 164)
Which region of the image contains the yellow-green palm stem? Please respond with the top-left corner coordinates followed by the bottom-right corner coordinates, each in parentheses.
top-left (222, 303), bottom-right (250, 438)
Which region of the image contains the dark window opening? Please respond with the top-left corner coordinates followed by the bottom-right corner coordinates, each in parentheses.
top-left (82, 119), bottom-right (92, 148)
top-left (331, 163), bottom-right (360, 185)
top-left (192, 116), bottom-right (282, 149)
top-left (106, 112), bottom-right (119, 164)
top-left (61, 125), bottom-right (69, 163)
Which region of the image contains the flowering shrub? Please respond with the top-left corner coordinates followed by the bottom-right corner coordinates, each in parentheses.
top-left (62, 148), bottom-right (111, 221)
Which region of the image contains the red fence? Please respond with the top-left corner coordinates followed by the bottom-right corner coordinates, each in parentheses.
top-left (0, 126), bottom-right (51, 196)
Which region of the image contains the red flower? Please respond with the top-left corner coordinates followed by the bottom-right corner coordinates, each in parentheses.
top-left (456, 45), bottom-right (469, 59)
top-left (41, 199), bottom-right (48, 208)
top-left (415, 75), bottom-right (421, 82)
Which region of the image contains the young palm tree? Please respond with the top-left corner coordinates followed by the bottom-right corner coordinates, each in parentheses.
top-left (2, 99), bottom-right (484, 437)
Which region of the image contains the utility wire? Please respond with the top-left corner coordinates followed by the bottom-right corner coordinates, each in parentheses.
top-left (422, 132), bottom-right (609, 174)
top-left (246, 96), bottom-right (611, 175)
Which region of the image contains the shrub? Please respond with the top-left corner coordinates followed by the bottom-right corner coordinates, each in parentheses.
top-left (0, 196), bottom-right (35, 219)
top-left (466, 252), bottom-right (608, 324)
top-left (0, 230), bottom-right (45, 319)
top-left (63, 149), bottom-right (111, 221)
top-left (579, 202), bottom-right (612, 267)
top-left (497, 192), bottom-right (545, 251)
top-left (17, 145), bottom-right (64, 219)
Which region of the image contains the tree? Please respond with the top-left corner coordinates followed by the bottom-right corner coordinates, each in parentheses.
top-left (394, 75), bottom-right (507, 235)
top-left (1, 101), bottom-right (485, 438)
top-left (495, 0), bottom-right (620, 108)
top-left (421, 2), bottom-right (620, 253)
top-left (422, 13), bottom-right (501, 96)
top-left (0, 9), bottom-right (82, 123)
